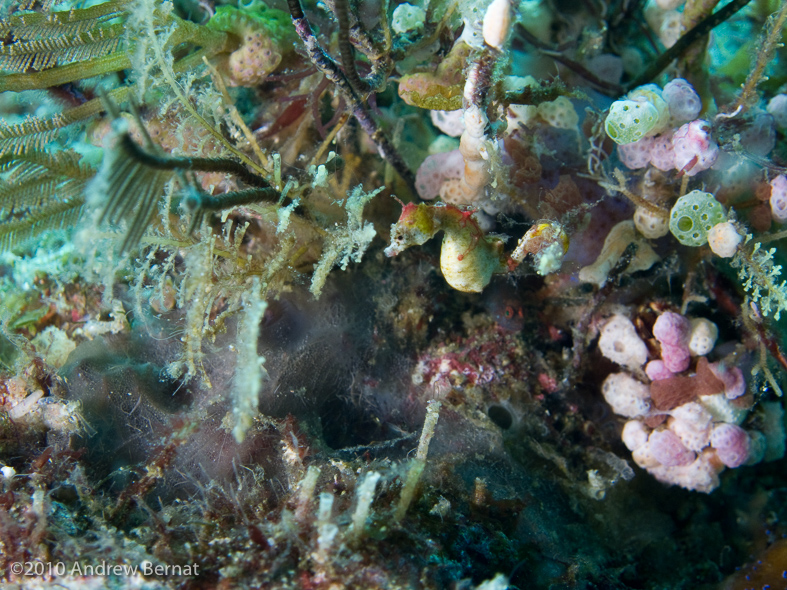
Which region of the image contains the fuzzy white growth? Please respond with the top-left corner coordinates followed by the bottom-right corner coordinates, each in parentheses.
top-left (351, 471), bottom-right (382, 540)
top-left (31, 326), bottom-right (76, 369)
top-left (482, 0), bottom-right (511, 50)
top-left (232, 279), bottom-right (268, 443)
top-left (394, 400), bottom-right (441, 523)
top-left (535, 241), bottom-right (565, 275)
top-left (276, 197), bottom-right (300, 235)
top-left (295, 466), bottom-right (321, 521)
top-left (315, 492), bottom-right (338, 563)
top-left (310, 184), bottom-right (382, 297)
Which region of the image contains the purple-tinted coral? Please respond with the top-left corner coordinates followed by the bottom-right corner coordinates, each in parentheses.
top-left (653, 311), bottom-right (692, 372)
top-left (710, 423), bottom-right (750, 468)
top-left (646, 359), bottom-right (673, 381)
top-left (618, 136), bottom-right (654, 169)
top-left (649, 429), bottom-right (696, 466)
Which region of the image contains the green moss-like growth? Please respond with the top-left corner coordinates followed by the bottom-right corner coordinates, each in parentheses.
top-left (206, 2), bottom-right (295, 47)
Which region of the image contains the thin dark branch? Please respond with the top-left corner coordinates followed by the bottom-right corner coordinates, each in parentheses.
top-left (120, 134), bottom-right (274, 190)
top-left (184, 186), bottom-right (286, 234)
top-left (626, 0), bottom-right (754, 91)
top-left (541, 49), bottom-right (624, 95)
top-left (335, 0), bottom-right (370, 94)
top-left (287, 0), bottom-right (415, 190)
top-left (514, 24), bottom-right (624, 96)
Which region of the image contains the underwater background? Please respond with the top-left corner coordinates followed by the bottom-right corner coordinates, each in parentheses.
top-left (1, 0), bottom-right (787, 587)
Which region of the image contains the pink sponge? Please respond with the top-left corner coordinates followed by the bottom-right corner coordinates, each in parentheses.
top-left (710, 423), bottom-right (750, 468)
top-left (649, 429), bottom-right (696, 466)
top-left (646, 359), bottom-right (673, 381)
top-left (653, 312), bottom-right (691, 347)
top-left (618, 137), bottom-right (654, 170)
top-left (653, 312), bottom-right (691, 373)
top-left (650, 132), bottom-right (675, 171)
top-left (661, 344), bottom-right (691, 373)
top-left (415, 149), bottom-right (464, 200)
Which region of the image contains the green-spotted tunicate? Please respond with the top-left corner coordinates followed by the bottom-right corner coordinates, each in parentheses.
top-left (669, 190), bottom-right (727, 247)
top-left (605, 85), bottom-right (670, 145)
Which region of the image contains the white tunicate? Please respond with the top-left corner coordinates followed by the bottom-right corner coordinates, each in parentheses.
top-left (655, 0), bottom-right (685, 8)
top-left (536, 96), bottom-right (579, 129)
top-left (606, 87), bottom-right (668, 145)
top-left (622, 420), bottom-right (650, 451)
top-left (662, 78), bottom-right (702, 122)
top-left (767, 94), bottom-right (787, 128)
top-left (658, 11), bottom-right (683, 48)
top-left (431, 109), bottom-right (465, 137)
top-left (707, 221), bottom-right (742, 258)
top-left (688, 317), bottom-right (718, 356)
top-left (482, 0), bottom-right (511, 50)
top-left (599, 314), bottom-right (649, 369)
top-left (739, 111), bottom-right (776, 157)
top-left (602, 373), bottom-right (651, 417)
top-left (634, 206), bottom-right (670, 239)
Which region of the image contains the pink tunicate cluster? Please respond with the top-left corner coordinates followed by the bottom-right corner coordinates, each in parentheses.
top-left (614, 79), bottom-right (720, 174)
top-left (662, 78), bottom-right (702, 122)
top-left (415, 149), bottom-right (464, 200)
top-left (770, 175), bottom-right (787, 223)
top-left (600, 309), bottom-right (783, 493)
top-left (672, 120), bottom-right (719, 176)
top-left (652, 311), bottom-right (691, 372)
top-left (617, 119), bottom-right (718, 175)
